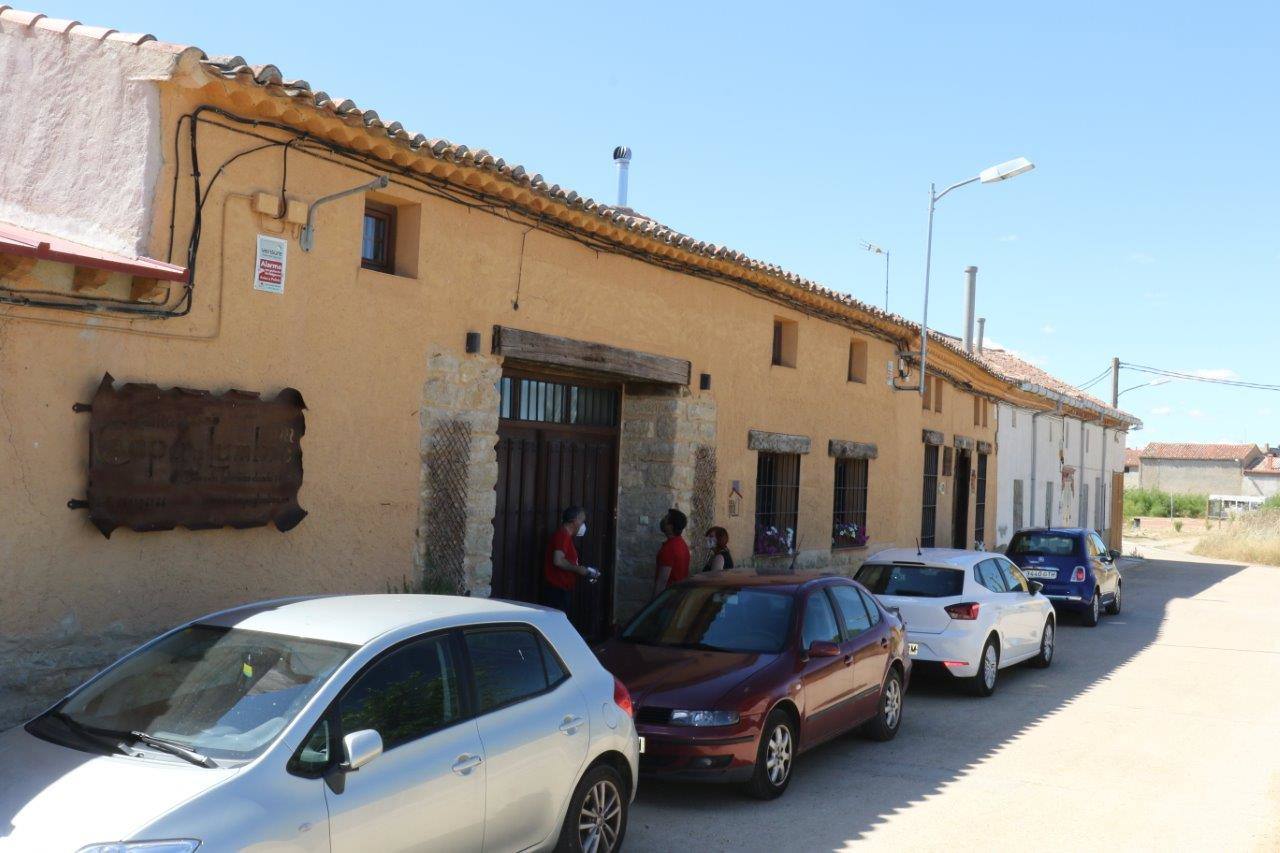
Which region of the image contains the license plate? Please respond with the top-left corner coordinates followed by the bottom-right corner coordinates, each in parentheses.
top-left (1023, 569), bottom-right (1057, 579)
top-left (908, 643), bottom-right (919, 656)
top-left (637, 736), bottom-right (645, 754)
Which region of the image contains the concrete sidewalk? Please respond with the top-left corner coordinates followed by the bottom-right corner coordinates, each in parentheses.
top-left (627, 546), bottom-right (1280, 851)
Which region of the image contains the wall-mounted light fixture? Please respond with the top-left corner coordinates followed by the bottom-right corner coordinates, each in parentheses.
top-left (299, 175), bottom-right (389, 252)
top-left (465, 331), bottom-right (482, 354)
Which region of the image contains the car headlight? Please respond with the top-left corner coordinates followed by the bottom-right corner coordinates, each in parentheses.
top-left (669, 709), bottom-right (740, 727)
top-left (78, 842), bottom-right (201, 853)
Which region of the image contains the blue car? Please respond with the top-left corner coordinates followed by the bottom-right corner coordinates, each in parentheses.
top-left (1005, 528), bottom-right (1122, 626)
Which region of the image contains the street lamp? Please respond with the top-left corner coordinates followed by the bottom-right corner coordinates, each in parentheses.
top-left (860, 242), bottom-right (890, 311)
top-left (1116, 377), bottom-right (1172, 398)
top-left (915, 157), bottom-right (1035, 395)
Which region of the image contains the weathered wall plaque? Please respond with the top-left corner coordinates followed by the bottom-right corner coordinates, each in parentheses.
top-left (79, 373), bottom-right (306, 537)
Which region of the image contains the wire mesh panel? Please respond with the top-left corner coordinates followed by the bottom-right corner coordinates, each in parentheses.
top-left (921, 445), bottom-right (939, 548)
top-left (975, 453), bottom-right (988, 546)
top-left (1013, 479), bottom-right (1024, 531)
top-left (691, 445), bottom-right (717, 568)
top-left (422, 419), bottom-right (471, 593)
top-left (755, 452), bottom-right (800, 555)
top-left (832, 458), bottom-right (869, 548)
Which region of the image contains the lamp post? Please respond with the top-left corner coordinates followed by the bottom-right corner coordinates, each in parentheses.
top-left (916, 157), bottom-right (1035, 396)
top-left (861, 242), bottom-right (890, 311)
top-left (1116, 377), bottom-right (1172, 398)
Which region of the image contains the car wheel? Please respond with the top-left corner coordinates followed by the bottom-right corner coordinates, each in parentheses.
top-left (1106, 582), bottom-right (1123, 615)
top-left (861, 668), bottom-right (904, 741)
top-left (1030, 618), bottom-right (1054, 668)
top-left (966, 637), bottom-right (1000, 697)
top-left (556, 764), bottom-right (627, 853)
top-left (745, 709), bottom-right (795, 800)
top-left (1082, 590), bottom-right (1101, 626)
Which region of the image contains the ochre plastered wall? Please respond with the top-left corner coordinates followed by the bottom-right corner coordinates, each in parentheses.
top-left (0, 76), bottom-right (998, 694)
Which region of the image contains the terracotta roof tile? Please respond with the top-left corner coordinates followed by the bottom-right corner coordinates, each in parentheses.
top-left (1141, 443), bottom-right (1262, 462)
top-left (2, 6), bottom-right (1091, 392)
top-left (1124, 447), bottom-right (1142, 467)
top-left (1247, 454), bottom-right (1280, 475)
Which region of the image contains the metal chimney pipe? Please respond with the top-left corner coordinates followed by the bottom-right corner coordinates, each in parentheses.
top-left (962, 266), bottom-right (978, 352)
top-left (976, 317), bottom-right (986, 354)
top-left (612, 146), bottom-right (632, 208)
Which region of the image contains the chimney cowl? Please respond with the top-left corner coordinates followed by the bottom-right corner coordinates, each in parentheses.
top-left (612, 146), bottom-right (632, 162)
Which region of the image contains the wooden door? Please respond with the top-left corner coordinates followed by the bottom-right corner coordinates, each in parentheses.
top-left (491, 374), bottom-right (620, 641)
top-left (1109, 472), bottom-right (1125, 551)
top-left (952, 450), bottom-right (971, 549)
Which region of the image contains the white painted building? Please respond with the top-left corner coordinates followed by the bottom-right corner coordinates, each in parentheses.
top-left (980, 350), bottom-right (1142, 548)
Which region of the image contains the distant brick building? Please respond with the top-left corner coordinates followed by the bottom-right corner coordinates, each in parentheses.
top-left (1139, 443), bottom-right (1265, 495)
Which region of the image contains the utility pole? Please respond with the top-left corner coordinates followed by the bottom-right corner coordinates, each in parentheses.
top-left (1111, 357), bottom-right (1120, 408)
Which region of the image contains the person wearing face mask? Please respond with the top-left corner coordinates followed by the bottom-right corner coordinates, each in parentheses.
top-left (702, 526), bottom-right (734, 572)
top-left (543, 506), bottom-right (598, 615)
top-left (653, 508), bottom-right (691, 596)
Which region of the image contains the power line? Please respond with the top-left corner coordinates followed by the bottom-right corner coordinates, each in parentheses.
top-left (1075, 365), bottom-right (1113, 392)
top-left (1122, 363), bottom-right (1280, 392)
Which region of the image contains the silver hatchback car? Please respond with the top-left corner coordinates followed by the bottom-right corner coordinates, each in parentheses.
top-left (0, 595), bottom-right (639, 852)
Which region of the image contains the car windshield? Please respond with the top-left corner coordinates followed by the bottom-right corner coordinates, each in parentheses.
top-left (621, 586), bottom-right (794, 654)
top-left (39, 624), bottom-right (353, 764)
top-left (1009, 533), bottom-right (1079, 557)
top-left (855, 563), bottom-right (964, 597)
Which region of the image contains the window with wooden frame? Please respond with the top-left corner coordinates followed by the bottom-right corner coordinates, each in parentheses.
top-left (771, 318), bottom-right (798, 368)
top-left (847, 338), bottom-right (868, 384)
top-left (754, 452), bottom-right (800, 555)
top-left (832, 457), bottom-right (869, 548)
top-left (973, 395), bottom-right (982, 426)
top-left (922, 376), bottom-right (933, 410)
top-left (933, 377), bottom-right (943, 413)
top-left (361, 201), bottom-right (396, 273)
top-left (975, 453), bottom-right (988, 546)
top-left (982, 399), bottom-right (989, 428)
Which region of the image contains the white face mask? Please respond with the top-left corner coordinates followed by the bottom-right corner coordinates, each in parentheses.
top-left (577, 522), bottom-right (587, 537)
top-left (705, 538), bottom-right (716, 549)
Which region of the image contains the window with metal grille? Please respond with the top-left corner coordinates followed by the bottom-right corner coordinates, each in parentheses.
top-left (1080, 483), bottom-right (1090, 530)
top-left (921, 445), bottom-right (939, 547)
top-left (832, 458), bottom-right (869, 549)
top-left (755, 452), bottom-right (800, 555)
top-left (497, 376), bottom-right (619, 427)
top-left (975, 453), bottom-right (988, 546)
top-left (361, 202), bottom-right (396, 272)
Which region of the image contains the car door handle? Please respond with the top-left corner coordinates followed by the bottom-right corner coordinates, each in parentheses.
top-left (879, 638), bottom-right (888, 648)
top-left (559, 715), bottom-right (586, 734)
top-left (842, 653), bottom-right (854, 666)
top-left (451, 754), bottom-right (483, 775)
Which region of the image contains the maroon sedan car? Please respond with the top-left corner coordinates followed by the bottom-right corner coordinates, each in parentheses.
top-left (595, 572), bottom-right (910, 799)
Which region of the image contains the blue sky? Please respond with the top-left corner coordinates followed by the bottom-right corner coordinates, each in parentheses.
top-left (40, 1), bottom-right (1278, 446)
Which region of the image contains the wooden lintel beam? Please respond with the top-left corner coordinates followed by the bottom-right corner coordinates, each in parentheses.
top-left (492, 325), bottom-right (690, 386)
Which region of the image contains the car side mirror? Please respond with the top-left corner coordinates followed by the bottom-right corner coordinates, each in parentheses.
top-left (807, 640), bottom-right (841, 659)
top-left (1027, 580), bottom-right (1044, 596)
top-left (1108, 549), bottom-right (1121, 561)
top-left (340, 729), bottom-right (383, 773)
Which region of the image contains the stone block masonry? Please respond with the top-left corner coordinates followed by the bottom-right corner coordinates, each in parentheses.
top-left (417, 349), bottom-right (502, 597)
top-left (615, 387), bottom-right (716, 621)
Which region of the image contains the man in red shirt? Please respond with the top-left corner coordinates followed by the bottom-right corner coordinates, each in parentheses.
top-left (543, 506), bottom-right (597, 614)
top-left (653, 508), bottom-right (691, 596)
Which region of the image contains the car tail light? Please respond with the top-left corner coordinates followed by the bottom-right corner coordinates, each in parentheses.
top-left (613, 676), bottom-right (634, 718)
top-left (1072, 566), bottom-right (1087, 582)
top-left (945, 602), bottom-right (980, 620)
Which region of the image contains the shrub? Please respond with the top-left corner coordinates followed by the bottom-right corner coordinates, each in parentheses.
top-left (1264, 494), bottom-right (1280, 510)
top-left (1173, 520), bottom-right (1183, 533)
top-left (1123, 487), bottom-right (1207, 519)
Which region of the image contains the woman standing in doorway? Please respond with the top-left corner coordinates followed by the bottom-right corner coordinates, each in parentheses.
top-left (702, 526), bottom-right (734, 572)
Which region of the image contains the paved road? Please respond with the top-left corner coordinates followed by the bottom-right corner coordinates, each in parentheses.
top-left (627, 548), bottom-right (1280, 852)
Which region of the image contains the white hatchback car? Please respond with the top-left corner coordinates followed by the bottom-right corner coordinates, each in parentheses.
top-left (0, 595), bottom-right (639, 852)
top-left (855, 549), bottom-right (1056, 696)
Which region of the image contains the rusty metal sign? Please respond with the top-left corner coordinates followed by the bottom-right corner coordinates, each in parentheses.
top-left (76, 373), bottom-right (306, 537)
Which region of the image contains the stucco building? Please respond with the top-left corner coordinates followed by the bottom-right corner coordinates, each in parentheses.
top-left (1244, 449), bottom-right (1280, 498)
top-left (0, 9), bottom-right (1113, 723)
top-left (1139, 443), bottom-right (1265, 495)
top-left (981, 348), bottom-right (1140, 549)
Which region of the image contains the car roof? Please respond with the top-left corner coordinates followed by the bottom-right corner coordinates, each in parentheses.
top-left (200, 594), bottom-right (549, 646)
top-left (862, 547), bottom-right (999, 569)
top-left (678, 570), bottom-right (849, 592)
top-left (1012, 527), bottom-right (1091, 537)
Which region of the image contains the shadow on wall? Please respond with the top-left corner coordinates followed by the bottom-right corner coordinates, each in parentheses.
top-left (628, 554), bottom-right (1245, 851)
